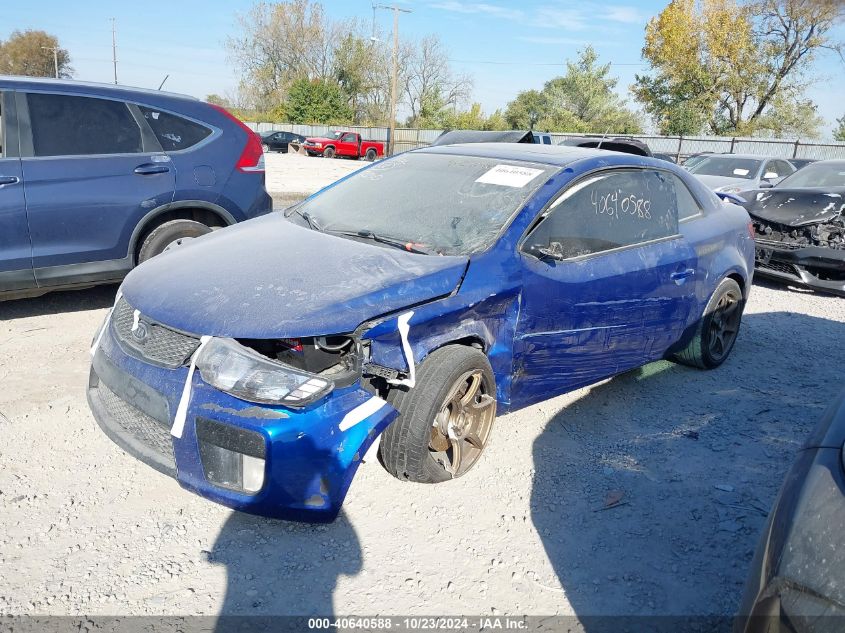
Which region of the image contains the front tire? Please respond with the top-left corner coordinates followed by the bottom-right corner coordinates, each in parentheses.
top-left (379, 346), bottom-right (497, 483)
top-left (261, 143), bottom-right (270, 153)
top-left (323, 146), bottom-right (336, 159)
top-left (137, 219), bottom-right (212, 264)
top-left (672, 277), bottom-right (744, 369)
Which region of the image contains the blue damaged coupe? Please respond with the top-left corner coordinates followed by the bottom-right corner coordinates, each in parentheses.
top-left (87, 143), bottom-right (755, 522)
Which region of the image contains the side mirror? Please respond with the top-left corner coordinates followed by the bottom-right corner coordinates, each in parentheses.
top-left (526, 242), bottom-right (565, 261)
top-left (759, 180), bottom-right (774, 189)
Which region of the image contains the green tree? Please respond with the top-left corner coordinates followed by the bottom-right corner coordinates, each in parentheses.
top-left (834, 115), bottom-right (845, 142)
top-left (0, 30), bottom-right (72, 78)
top-left (504, 47), bottom-right (642, 134)
top-left (635, 0), bottom-right (842, 137)
top-left (504, 90), bottom-right (546, 130)
top-left (205, 94), bottom-right (230, 107)
top-left (285, 78), bottom-right (353, 124)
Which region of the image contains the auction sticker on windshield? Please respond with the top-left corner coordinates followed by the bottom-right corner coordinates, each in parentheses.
top-left (476, 164), bottom-right (545, 188)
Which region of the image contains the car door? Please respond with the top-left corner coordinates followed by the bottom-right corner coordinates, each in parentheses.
top-left (337, 133), bottom-right (358, 157)
top-left (511, 167), bottom-right (698, 408)
top-left (0, 90), bottom-right (34, 291)
top-left (270, 132), bottom-right (285, 151)
top-left (18, 91), bottom-right (175, 285)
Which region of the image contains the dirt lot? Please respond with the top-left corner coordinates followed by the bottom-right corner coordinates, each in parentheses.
top-left (1, 154), bottom-right (844, 623)
top-left (265, 151), bottom-right (367, 208)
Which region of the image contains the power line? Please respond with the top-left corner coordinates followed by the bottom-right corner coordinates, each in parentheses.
top-left (449, 58), bottom-right (646, 67)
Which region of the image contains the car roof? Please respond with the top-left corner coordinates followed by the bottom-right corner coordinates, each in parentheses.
top-left (702, 153), bottom-right (782, 160)
top-left (419, 142), bottom-right (660, 167)
top-left (0, 75), bottom-right (197, 102)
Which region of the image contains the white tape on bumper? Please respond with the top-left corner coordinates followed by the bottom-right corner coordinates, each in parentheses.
top-left (387, 311), bottom-right (416, 388)
top-left (90, 289), bottom-right (123, 357)
top-left (339, 396), bottom-right (388, 432)
top-left (171, 335), bottom-right (212, 439)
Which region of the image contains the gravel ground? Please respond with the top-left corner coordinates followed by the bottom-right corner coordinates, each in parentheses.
top-left (1, 155), bottom-right (844, 622)
top-left (265, 151), bottom-right (367, 208)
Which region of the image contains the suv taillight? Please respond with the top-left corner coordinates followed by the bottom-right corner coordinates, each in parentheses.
top-left (208, 103), bottom-right (265, 173)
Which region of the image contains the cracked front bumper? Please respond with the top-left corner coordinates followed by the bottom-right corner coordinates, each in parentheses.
top-left (87, 322), bottom-right (397, 522)
top-left (754, 241), bottom-right (845, 296)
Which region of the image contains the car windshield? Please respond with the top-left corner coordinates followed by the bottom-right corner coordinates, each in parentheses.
top-left (688, 156), bottom-right (762, 179)
top-left (329, 131), bottom-right (343, 140)
top-left (294, 152), bottom-right (557, 256)
top-left (775, 162), bottom-right (845, 188)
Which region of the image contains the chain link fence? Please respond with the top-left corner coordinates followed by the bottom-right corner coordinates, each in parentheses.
top-left (245, 121), bottom-right (845, 161)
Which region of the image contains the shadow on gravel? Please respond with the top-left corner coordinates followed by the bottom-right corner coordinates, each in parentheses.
top-left (0, 284), bottom-right (118, 319)
top-left (531, 311), bottom-right (845, 630)
top-left (209, 509), bottom-right (360, 627)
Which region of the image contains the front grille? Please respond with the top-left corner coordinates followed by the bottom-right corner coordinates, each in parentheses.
top-left (112, 297), bottom-right (199, 368)
top-left (95, 381), bottom-right (175, 471)
top-left (758, 260), bottom-right (801, 278)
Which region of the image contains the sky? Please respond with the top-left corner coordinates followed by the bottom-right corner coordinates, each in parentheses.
top-left (4, 0), bottom-right (845, 138)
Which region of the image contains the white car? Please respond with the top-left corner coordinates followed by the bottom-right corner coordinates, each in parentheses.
top-left (686, 153), bottom-right (796, 194)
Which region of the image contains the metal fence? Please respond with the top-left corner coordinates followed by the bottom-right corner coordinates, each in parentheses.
top-left (244, 121), bottom-right (845, 161)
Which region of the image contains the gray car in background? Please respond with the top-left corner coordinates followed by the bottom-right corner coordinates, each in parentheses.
top-left (687, 153), bottom-right (796, 194)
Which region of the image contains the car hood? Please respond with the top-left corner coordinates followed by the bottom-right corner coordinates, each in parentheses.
top-left (695, 175), bottom-right (752, 190)
top-left (121, 215), bottom-right (468, 339)
top-left (744, 188), bottom-right (845, 227)
top-left (305, 136), bottom-right (336, 144)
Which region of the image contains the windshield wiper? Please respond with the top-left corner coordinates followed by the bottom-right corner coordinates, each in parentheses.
top-left (329, 229), bottom-right (432, 255)
top-left (285, 207), bottom-right (322, 232)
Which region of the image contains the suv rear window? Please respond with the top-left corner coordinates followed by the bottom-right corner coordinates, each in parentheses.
top-left (139, 106), bottom-right (212, 151)
top-left (27, 93), bottom-right (143, 157)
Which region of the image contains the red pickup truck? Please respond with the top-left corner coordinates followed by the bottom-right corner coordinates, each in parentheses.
top-left (302, 131), bottom-right (385, 161)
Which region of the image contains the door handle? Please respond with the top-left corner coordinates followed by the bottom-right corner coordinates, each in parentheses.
top-left (0, 176), bottom-right (20, 185)
top-left (670, 269), bottom-right (696, 284)
top-left (134, 164), bottom-right (170, 175)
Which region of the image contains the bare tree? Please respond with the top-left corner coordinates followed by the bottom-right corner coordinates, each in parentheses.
top-left (226, 0), bottom-right (337, 109)
top-left (401, 35), bottom-right (472, 126)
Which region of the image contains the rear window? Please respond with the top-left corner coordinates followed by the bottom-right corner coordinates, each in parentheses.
top-left (27, 93), bottom-right (142, 157)
top-left (138, 106), bottom-right (212, 151)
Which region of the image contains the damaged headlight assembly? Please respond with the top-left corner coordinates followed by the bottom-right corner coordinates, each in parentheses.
top-left (197, 338), bottom-right (333, 407)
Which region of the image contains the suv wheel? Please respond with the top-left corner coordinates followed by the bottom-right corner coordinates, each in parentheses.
top-left (323, 146), bottom-right (336, 159)
top-left (137, 219), bottom-right (213, 264)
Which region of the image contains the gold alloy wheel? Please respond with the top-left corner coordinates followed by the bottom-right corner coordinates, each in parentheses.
top-left (428, 370), bottom-right (496, 478)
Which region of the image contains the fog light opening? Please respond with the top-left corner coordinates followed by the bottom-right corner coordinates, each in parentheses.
top-left (196, 418), bottom-right (266, 495)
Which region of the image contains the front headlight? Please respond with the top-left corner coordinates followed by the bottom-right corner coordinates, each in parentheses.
top-left (197, 338), bottom-right (333, 407)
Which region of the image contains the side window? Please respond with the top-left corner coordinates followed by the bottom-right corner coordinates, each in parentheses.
top-left (524, 169), bottom-right (679, 260)
top-left (27, 93), bottom-right (142, 157)
top-left (773, 160), bottom-right (793, 177)
top-left (672, 174), bottom-right (703, 221)
top-left (138, 106), bottom-right (212, 151)
top-left (341, 133), bottom-right (357, 143)
top-left (543, 136), bottom-right (551, 145)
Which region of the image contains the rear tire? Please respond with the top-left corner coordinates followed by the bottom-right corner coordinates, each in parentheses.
top-left (324, 146), bottom-right (336, 159)
top-left (365, 148), bottom-right (377, 161)
top-left (137, 219), bottom-right (212, 264)
top-left (261, 143), bottom-right (270, 153)
top-left (379, 345), bottom-right (497, 483)
top-left (672, 277), bottom-right (744, 369)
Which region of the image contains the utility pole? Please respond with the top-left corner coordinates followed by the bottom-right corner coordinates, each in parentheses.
top-left (375, 4), bottom-right (411, 156)
top-left (110, 18), bottom-right (118, 84)
top-left (41, 46), bottom-right (59, 78)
